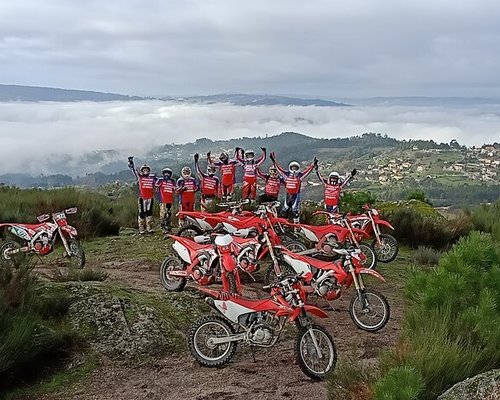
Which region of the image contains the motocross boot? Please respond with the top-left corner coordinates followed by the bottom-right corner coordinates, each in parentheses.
top-left (138, 217), bottom-right (146, 234)
top-left (146, 216), bottom-right (154, 233)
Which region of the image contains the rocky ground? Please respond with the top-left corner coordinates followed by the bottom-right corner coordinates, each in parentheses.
top-left (29, 232), bottom-right (411, 400)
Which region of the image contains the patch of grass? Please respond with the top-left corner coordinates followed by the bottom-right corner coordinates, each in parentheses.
top-left (412, 246), bottom-right (441, 266)
top-left (327, 356), bottom-right (376, 400)
top-left (373, 366), bottom-right (424, 400)
top-left (50, 268), bottom-right (109, 283)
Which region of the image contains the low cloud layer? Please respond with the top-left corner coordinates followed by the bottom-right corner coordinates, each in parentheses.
top-left (0, 101), bottom-right (499, 175)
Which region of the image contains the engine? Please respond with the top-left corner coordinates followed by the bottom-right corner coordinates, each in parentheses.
top-left (319, 235), bottom-right (340, 255)
top-left (313, 271), bottom-right (341, 301)
top-left (32, 233), bottom-right (51, 255)
top-left (237, 246), bottom-right (258, 273)
top-left (240, 312), bottom-right (277, 345)
top-left (192, 252), bottom-right (216, 284)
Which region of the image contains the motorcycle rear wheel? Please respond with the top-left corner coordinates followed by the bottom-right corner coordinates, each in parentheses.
top-left (349, 288), bottom-right (390, 332)
top-left (359, 244), bottom-right (377, 270)
top-left (177, 224), bottom-right (203, 239)
top-left (372, 234), bottom-right (398, 263)
top-left (284, 240), bottom-right (308, 253)
top-left (264, 264), bottom-right (296, 285)
top-left (188, 315), bottom-right (237, 367)
top-left (295, 324), bottom-right (337, 380)
top-left (67, 239), bottom-right (85, 269)
top-left (159, 255), bottom-right (187, 292)
top-left (0, 240), bottom-right (22, 268)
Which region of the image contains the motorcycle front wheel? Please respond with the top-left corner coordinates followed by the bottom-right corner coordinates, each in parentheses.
top-left (349, 288), bottom-right (390, 332)
top-left (159, 255), bottom-right (187, 292)
top-left (67, 239), bottom-right (85, 269)
top-left (295, 324), bottom-right (337, 380)
top-left (372, 233), bottom-right (398, 263)
top-left (177, 224), bottom-right (203, 239)
top-left (359, 244), bottom-right (377, 270)
top-left (188, 315), bottom-right (237, 367)
top-left (263, 263), bottom-right (296, 285)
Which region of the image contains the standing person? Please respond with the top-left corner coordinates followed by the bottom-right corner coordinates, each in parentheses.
top-left (176, 166), bottom-right (199, 212)
top-left (316, 167), bottom-right (357, 212)
top-left (256, 165), bottom-right (285, 203)
top-left (194, 153), bottom-right (220, 211)
top-left (128, 156), bottom-right (156, 234)
top-left (156, 167), bottom-right (176, 232)
top-left (207, 150), bottom-right (239, 201)
top-left (235, 147), bottom-right (266, 201)
top-left (270, 152), bottom-right (317, 223)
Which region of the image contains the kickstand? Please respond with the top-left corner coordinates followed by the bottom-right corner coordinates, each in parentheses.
top-left (325, 300), bottom-right (337, 311)
top-left (241, 268), bottom-right (256, 282)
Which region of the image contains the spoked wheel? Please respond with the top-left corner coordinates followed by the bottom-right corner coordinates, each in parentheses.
top-left (359, 244), bottom-right (377, 270)
top-left (188, 315), bottom-right (237, 367)
top-left (296, 324), bottom-right (337, 380)
top-left (285, 240), bottom-right (308, 253)
top-left (0, 240), bottom-right (23, 268)
top-left (349, 289), bottom-right (390, 332)
top-left (264, 264), bottom-right (296, 285)
top-left (177, 224), bottom-right (203, 239)
top-left (67, 239), bottom-right (85, 269)
top-left (159, 255), bottom-right (187, 292)
top-left (372, 234), bottom-right (398, 263)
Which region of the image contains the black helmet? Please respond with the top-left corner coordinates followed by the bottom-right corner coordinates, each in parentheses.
top-left (162, 168), bottom-right (172, 177)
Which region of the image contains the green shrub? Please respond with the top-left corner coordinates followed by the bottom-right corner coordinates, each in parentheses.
top-left (327, 356), bottom-right (375, 400)
top-left (50, 268), bottom-right (108, 283)
top-left (341, 191), bottom-right (377, 214)
top-left (412, 246), bottom-right (441, 266)
top-left (406, 190), bottom-right (431, 205)
top-left (374, 366), bottom-right (424, 400)
top-left (376, 232), bottom-right (500, 399)
top-left (469, 200), bottom-right (500, 242)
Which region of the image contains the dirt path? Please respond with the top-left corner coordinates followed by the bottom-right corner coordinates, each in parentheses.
top-left (34, 236), bottom-right (407, 400)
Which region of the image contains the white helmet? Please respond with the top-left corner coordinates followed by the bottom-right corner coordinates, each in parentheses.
top-left (181, 166), bottom-right (191, 178)
top-left (329, 171), bottom-right (341, 184)
top-left (289, 161), bottom-right (300, 173)
top-left (140, 164), bottom-right (151, 175)
top-left (207, 165), bottom-right (216, 175)
top-left (244, 149), bottom-right (254, 161)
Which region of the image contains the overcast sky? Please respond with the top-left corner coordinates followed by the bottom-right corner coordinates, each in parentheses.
top-left (1, 0), bottom-right (500, 97)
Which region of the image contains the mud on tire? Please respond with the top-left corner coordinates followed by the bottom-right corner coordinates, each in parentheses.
top-left (159, 255), bottom-right (187, 292)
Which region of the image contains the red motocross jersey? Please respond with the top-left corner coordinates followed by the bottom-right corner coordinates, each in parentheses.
top-left (201, 176), bottom-right (219, 196)
top-left (285, 176), bottom-right (301, 194)
top-left (139, 176), bottom-right (155, 199)
top-left (220, 164), bottom-right (236, 186)
top-left (265, 177), bottom-right (282, 196)
top-left (324, 183), bottom-right (341, 206)
top-left (157, 178), bottom-right (176, 203)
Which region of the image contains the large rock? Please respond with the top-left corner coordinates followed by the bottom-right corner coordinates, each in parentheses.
top-left (61, 282), bottom-right (208, 359)
top-left (438, 369), bottom-right (500, 400)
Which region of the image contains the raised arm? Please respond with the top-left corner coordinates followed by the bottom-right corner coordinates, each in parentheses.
top-left (341, 169), bottom-right (357, 189)
top-left (234, 147), bottom-right (244, 164)
top-left (300, 157), bottom-right (318, 181)
top-left (270, 152), bottom-right (286, 175)
top-left (255, 147), bottom-right (267, 167)
top-left (194, 153), bottom-right (207, 179)
top-left (315, 167), bottom-right (327, 185)
top-left (128, 156), bottom-right (139, 181)
top-left (256, 167), bottom-right (267, 181)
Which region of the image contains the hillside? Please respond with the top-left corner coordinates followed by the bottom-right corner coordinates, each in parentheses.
top-left (0, 84), bottom-right (146, 102)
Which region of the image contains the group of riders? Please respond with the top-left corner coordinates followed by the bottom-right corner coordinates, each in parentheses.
top-left (128, 147), bottom-right (356, 234)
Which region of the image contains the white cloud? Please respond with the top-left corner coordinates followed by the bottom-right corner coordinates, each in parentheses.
top-left (0, 101), bottom-right (499, 175)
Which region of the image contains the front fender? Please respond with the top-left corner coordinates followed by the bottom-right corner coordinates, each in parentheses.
top-left (358, 268), bottom-right (386, 282)
top-left (220, 253), bottom-right (237, 272)
top-left (375, 219), bottom-right (394, 230)
top-left (289, 305), bottom-right (329, 321)
top-left (61, 225), bottom-right (78, 238)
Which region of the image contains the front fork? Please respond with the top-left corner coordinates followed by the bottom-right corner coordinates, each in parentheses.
top-left (264, 232), bottom-right (282, 277)
top-left (370, 215), bottom-right (382, 245)
top-left (296, 309), bottom-right (324, 359)
top-left (58, 228), bottom-right (73, 256)
top-left (351, 267), bottom-right (369, 309)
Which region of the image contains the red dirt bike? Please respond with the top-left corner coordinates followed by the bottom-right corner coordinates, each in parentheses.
top-left (188, 275), bottom-right (337, 380)
top-left (345, 205), bottom-right (398, 263)
top-left (282, 218), bottom-right (377, 270)
top-left (0, 207), bottom-right (85, 269)
top-left (265, 246), bottom-right (390, 332)
top-left (160, 233), bottom-right (244, 294)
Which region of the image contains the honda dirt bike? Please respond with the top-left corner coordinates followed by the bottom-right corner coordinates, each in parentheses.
top-left (160, 233), bottom-right (243, 294)
top-left (282, 219), bottom-right (377, 270)
top-left (188, 275), bottom-right (337, 380)
top-left (347, 205), bottom-right (398, 263)
top-left (265, 246), bottom-right (390, 332)
top-left (176, 199), bottom-right (252, 237)
top-left (0, 207), bottom-right (85, 269)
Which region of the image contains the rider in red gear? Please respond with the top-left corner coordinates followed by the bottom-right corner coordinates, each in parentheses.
top-left (235, 147), bottom-right (266, 201)
top-left (316, 167), bottom-right (357, 212)
top-left (176, 166), bottom-right (199, 212)
top-left (256, 165), bottom-right (284, 203)
top-left (270, 152), bottom-right (316, 223)
top-left (207, 150), bottom-right (239, 201)
top-left (128, 157), bottom-right (156, 234)
top-left (156, 167), bottom-right (176, 232)
top-left (195, 153), bottom-right (220, 211)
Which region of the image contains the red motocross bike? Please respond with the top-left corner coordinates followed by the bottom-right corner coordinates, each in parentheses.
top-left (160, 233), bottom-right (244, 294)
top-left (265, 246), bottom-right (390, 332)
top-left (189, 275), bottom-right (337, 380)
top-left (0, 208), bottom-right (85, 269)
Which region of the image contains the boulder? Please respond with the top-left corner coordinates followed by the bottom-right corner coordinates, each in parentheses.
top-left (438, 369), bottom-right (500, 400)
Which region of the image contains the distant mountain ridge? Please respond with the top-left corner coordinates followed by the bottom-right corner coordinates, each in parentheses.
top-left (0, 84), bottom-right (146, 102)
